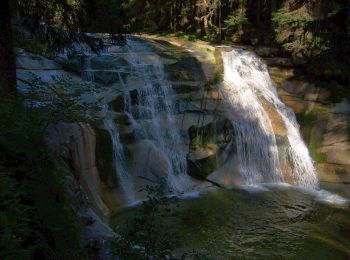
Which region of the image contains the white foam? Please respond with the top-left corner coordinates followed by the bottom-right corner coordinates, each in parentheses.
top-left (240, 184), bottom-right (270, 193)
top-left (271, 184), bottom-right (349, 207)
top-left (221, 49), bottom-right (319, 189)
top-left (315, 190), bottom-right (349, 206)
top-left (302, 188), bottom-right (349, 207)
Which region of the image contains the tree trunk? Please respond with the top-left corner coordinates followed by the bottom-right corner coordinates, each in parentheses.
top-left (270, 0), bottom-right (277, 12)
top-left (256, 0), bottom-right (261, 28)
top-left (204, 15), bottom-right (209, 35)
top-left (0, 0), bottom-right (16, 94)
top-left (193, 0), bottom-right (198, 29)
top-left (217, 0), bottom-right (222, 40)
top-left (170, 6), bottom-right (174, 31)
top-left (175, 0), bottom-right (181, 30)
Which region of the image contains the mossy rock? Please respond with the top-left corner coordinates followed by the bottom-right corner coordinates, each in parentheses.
top-left (189, 119), bottom-right (233, 150)
top-left (309, 135), bottom-right (327, 164)
top-left (296, 111), bottom-right (318, 127)
top-left (165, 57), bottom-right (204, 81)
top-left (189, 124), bottom-right (216, 148)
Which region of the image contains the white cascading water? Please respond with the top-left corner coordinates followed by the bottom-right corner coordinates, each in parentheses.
top-left (102, 105), bottom-right (136, 203)
top-left (221, 49), bottom-right (319, 189)
top-left (123, 39), bottom-right (193, 193)
top-left (81, 38), bottom-right (192, 204)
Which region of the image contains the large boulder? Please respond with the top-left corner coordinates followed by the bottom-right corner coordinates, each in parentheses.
top-left (187, 119), bottom-right (234, 180)
top-left (187, 148), bottom-right (218, 180)
top-left (46, 122), bottom-right (111, 217)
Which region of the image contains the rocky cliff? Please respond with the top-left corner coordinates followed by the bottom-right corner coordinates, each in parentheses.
top-left (16, 34), bottom-right (350, 228)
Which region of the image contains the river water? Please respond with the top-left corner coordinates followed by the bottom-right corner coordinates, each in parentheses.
top-left (112, 185), bottom-right (350, 259)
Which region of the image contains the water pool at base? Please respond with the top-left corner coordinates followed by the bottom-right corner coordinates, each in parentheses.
top-left (111, 186), bottom-right (350, 259)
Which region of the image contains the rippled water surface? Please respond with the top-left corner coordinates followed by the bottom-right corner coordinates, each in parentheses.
top-left (112, 186), bottom-right (350, 259)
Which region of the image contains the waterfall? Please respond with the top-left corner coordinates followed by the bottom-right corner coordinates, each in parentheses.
top-left (221, 49), bottom-right (319, 189)
top-left (102, 105), bottom-right (136, 203)
top-left (123, 40), bottom-right (193, 193)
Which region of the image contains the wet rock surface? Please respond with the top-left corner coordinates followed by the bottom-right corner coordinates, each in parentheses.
top-left (16, 34), bottom-right (350, 248)
top-left (270, 64), bottom-right (350, 196)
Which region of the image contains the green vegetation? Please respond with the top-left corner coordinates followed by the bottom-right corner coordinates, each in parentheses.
top-left (123, 0), bottom-right (349, 85)
top-left (296, 111), bottom-right (319, 127)
top-left (11, 0), bottom-right (89, 50)
top-left (0, 95), bottom-right (86, 259)
top-left (272, 6), bottom-right (314, 57)
top-left (296, 111), bottom-right (327, 164)
top-left (309, 136), bottom-right (327, 163)
top-left (272, 1), bottom-right (349, 82)
top-left (223, 0), bottom-right (249, 42)
top-left (12, 29), bottom-right (46, 54)
top-left (155, 31), bottom-right (199, 42)
top-left (0, 170), bottom-right (33, 259)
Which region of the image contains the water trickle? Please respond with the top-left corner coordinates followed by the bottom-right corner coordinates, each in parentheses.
top-left (102, 105), bottom-right (136, 203)
top-left (221, 49), bottom-right (319, 189)
top-left (123, 40), bottom-right (193, 193)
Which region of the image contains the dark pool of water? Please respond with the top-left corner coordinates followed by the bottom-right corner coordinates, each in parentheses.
top-left (111, 185), bottom-right (350, 259)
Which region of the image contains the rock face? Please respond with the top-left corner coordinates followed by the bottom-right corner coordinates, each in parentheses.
top-left (63, 173), bottom-right (115, 246)
top-left (318, 100), bottom-right (350, 195)
top-left (270, 64), bottom-right (350, 196)
top-left (17, 34), bottom-right (350, 227)
top-left (187, 119), bottom-right (234, 181)
top-left (46, 122), bottom-right (113, 217)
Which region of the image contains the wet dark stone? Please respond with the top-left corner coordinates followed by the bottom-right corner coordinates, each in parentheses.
top-left (187, 154), bottom-right (218, 180)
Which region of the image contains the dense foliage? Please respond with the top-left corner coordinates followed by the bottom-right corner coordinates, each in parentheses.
top-left (124, 0), bottom-right (277, 42)
top-left (124, 0), bottom-right (349, 83)
top-left (0, 96), bottom-right (85, 259)
top-left (10, 0), bottom-right (90, 50)
top-left (272, 1), bottom-right (349, 82)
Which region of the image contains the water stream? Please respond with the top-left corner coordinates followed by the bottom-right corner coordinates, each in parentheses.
top-left (221, 49), bottom-right (319, 189)
top-left (102, 104), bottom-right (136, 203)
top-left (85, 39), bottom-right (320, 205)
top-left (113, 186), bottom-right (350, 259)
top-left (123, 39), bottom-right (193, 193)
